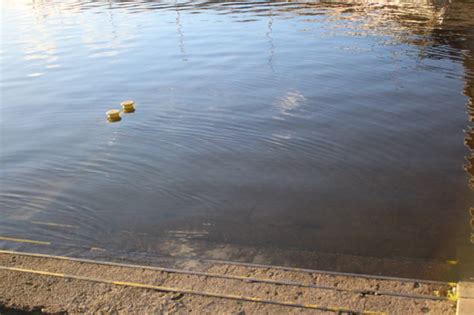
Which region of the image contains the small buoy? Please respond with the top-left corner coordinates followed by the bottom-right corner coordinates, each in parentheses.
top-left (121, 100), bottom-right (135, 113)
top-left (106, 109), bottom-right (121, 122)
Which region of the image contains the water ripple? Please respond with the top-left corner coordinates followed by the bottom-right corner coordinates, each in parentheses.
top-left (1, 0), bottom-right (474, 275)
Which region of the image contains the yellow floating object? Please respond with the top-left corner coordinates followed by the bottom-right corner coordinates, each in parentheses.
top-left (106, 109), bottom-right (121, 122)
top-left (121, 100), bottom-right (135, 113)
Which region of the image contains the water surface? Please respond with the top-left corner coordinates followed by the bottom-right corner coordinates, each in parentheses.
top-left (1, 0), bottom-right (474, 280)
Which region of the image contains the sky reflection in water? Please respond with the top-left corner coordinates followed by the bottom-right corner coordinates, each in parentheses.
top-left (1, 0), bottom-right (474, 280)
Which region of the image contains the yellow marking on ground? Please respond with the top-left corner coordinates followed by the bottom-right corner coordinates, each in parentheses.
top-left (0, 265), bottom-right (384, 313)
top-left (0, 249), bottom-right (452, 306)
top-left (2, 266), bottom-right (65, 278)
top-left (0, 236), bottom-right (50, 245)
top-left (446, 260), bottom-right (458, 265)
top-left (31, 221), bottom-right (78, 228)
top-left (448, 291), bottom-right (458, 302)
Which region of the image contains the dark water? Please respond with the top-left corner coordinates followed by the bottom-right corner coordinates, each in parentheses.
top-left (1, 0), bottom-right (474, 280)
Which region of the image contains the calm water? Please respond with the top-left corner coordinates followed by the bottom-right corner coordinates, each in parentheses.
top-left (1, 0), bottom-right (474, 280)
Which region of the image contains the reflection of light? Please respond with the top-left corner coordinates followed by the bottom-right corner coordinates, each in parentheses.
top-left (27, 72), bottom-right (44, 77)
top-left (3, 1), bottom-right (61, 76)
top-left (274, 90), bottom-right (305, 117)
top-left (89, 51), bottom-right (119, 58)
top-left (24, 54), bottom-right (51, 61)
top-left (273, 133), bottom-right (292, 140)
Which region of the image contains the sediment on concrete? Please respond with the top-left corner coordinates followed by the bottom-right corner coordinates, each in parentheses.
top-left (0, 251), bottom-right (458, 314)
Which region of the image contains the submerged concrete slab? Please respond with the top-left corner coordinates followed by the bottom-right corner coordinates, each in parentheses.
top-left (0, 251), bottom-right (457, 314)
top-left (457, 282), bottom-right (474, 315)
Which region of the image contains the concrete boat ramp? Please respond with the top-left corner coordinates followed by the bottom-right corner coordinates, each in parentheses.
top-left (0, 250), bottom-right (464, 314)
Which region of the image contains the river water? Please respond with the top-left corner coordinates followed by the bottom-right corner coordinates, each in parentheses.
top-left (1, 0), bottom-right (474, 280)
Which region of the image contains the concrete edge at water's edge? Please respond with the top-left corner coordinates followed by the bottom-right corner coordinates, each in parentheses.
top-left (457, 282), bottom-right (474, 315)
top-left (0, 251), bottom-right (459, 314)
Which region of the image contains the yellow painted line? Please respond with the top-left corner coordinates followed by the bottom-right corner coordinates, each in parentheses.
top-left (0, 264), bottom-right (384, 314)
top-left (446, 260), bottom-right (458, 265)
top-left (0, 236), bottom-right (50, 246)
top-left (0, 249), bottom-right (450, 302)
top-left (1, 266), bottom-right (65, 278)
top-left (31, 221), bottom-right (78, 228)
top-left (0, 237), bottom-right (104, 252)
